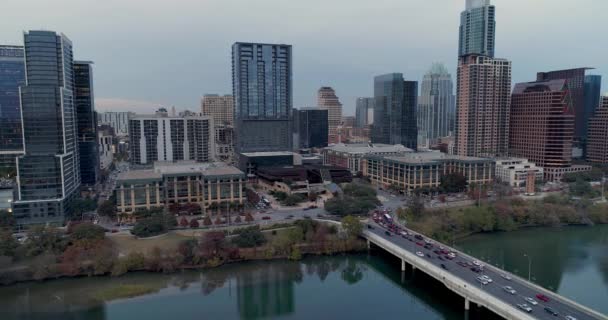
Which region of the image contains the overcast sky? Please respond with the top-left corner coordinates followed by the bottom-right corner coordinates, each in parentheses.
top-left (2, 0), bottom-right (607, 115)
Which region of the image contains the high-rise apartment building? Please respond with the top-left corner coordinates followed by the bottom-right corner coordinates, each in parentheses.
top-left (97, 112), bottom-right (132, 136)
top-left (129, 112), bottom-right (215, 165)
top-left (418, 63), bottom-right (455, 147)
top-left (536, 68), bottom-right (592, 142)
top-left (372, 73), bottom-right (418, 150)
top-left (201, 94), bottom-right (234, 127)
top-left (459, 0), bottom-right (495, 58)
top-left (74, 61), bottom-right (99, 186)
top-left (293, 108), bottom-right (328, 149)
top-left (509, 80), bottom-right (576, 181)
top-left (455, 55), bottom-right (511, 157)
top-left (355, 97), bottom-right (374, 128)
top-left (0, 45), bottom-right (25, 170)
top-left (14, 31), bottom-right (80, 225)
top-left (318, 87), bottom-right (343, 142)
top-left (232, 42), bottom-right (292, 154)
top-left (587, 96), bottom-right (608, 164)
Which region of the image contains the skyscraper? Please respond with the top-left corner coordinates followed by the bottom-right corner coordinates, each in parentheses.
top-left (317, 87), bottom-right (343, 143)
top-left (583, 75), bottom-right (602, 142)
top-left (14, 31), bottom-right (80, 225)
top-left (372, 73), bottom-right (418, 150)
top-left (355, 97), bottom-right (374, 128)
top-left (509, 80), bottom-right (575, 181)
top-left (74, 61), bottom-right (99, 186)
top-left (536, 68), bottom-right (593, 142)
top-left (129, 112), bottom-right (215, 165)
top-left (459, 0), bottom-right (495, 58)
top-left (587, 96), bottom-right (608, 164)
top-left (232, 42), bottom-right (292, 154)
top-left (418, 63), bottom-right (455, 147)
top-left (293, 108), bottom-right (328, 149)
top-left (455, 55), bottom-right (511, 157)
top-left (97, 111), bottom-right (132, 136)
top-left (201, 94), bottom-right (234, 127)
top-left (0, 45), bottom-right (25, 171)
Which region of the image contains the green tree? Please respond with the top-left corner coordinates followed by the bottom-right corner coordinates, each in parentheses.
top-left (131, 217), bottom-right (167, 238)
top-left (98, 200), bottom-right (116, 219)
top-left (282, 194), bottom-right (305, 206)
top-left (232, 227), bottom-right (267, 248)
top-left (24, 226), bottom-right (67, 257)
top-left (0, 230), bottom-right (18, 257)
top-left (407, 195), bottom-right (425, 220)
top-left (440, 173), bottom-right (468, 193)
top-left (341, 216), bottom-right (362, 239)
top-left (69, 223), bottom-right (106, 243)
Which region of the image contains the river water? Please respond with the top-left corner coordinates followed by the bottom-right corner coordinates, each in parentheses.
top-left (0, 225), bottom-right (605, 320)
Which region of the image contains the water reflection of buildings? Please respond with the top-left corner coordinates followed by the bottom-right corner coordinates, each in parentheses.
top-left (236, 262), bottom-right (296, 319)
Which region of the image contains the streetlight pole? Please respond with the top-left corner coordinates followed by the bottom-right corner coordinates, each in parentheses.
top-left (524, 253), bottom-right (532, 281)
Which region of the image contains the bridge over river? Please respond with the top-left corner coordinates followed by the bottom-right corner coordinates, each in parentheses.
top-left (362, 221), bottom-right (608, 320)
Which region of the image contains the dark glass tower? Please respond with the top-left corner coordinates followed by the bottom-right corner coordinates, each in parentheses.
top-left (294, 108), bottom-right (328, 149)
top-left (232, 42), bottom-right (292, 154)
top-left (372, 73), bottom-right (418, 150)
top-left (459, 0), bottom-right (496, 58)
top-left (0, 45), bottom-right (25, 171)
top-left (74, 61), bottom-right (99, 186)
top-left (583, 75), bottom-right (602, 137)
top-left (14, 31), bottom-right (80, 226)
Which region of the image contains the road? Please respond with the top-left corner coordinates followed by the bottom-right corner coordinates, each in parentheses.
top-left (366, 220), bottom-right (604, 320)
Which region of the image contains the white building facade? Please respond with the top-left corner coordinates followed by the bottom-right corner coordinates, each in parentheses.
top-left (494, 158), bottom-right (543, 187)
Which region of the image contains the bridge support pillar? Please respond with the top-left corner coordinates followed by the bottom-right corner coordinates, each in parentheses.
top-left (464, 298), bottom-right (470, 311)
top-left (401, 259), bottom-right (405, 272)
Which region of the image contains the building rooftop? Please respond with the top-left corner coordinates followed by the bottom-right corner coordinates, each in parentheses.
top-left (202, 166), bottom-right (245, 177)
top-left (116, 170), bottom-right (162, 182)
top-left (240, 151), bottom-right (295, 157)
top-left (117, 161), bottom-right (243, 181)
top-left (373, 151), bottom-right (491, 164)
top-left (326, 143), bottom-right (413, 154)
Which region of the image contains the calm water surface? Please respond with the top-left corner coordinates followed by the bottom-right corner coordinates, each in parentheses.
top-left (0, 225), bottom-right (605, 319)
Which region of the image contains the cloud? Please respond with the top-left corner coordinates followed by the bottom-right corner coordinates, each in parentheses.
top-left (95, 98), bottom-right (163, 113)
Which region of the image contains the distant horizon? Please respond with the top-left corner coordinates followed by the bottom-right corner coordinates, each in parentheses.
top-left (2, 0), bottom-right (607, 115)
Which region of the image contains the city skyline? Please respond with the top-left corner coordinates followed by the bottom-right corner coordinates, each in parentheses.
top-left (1, 0), bottom-right (606, 114)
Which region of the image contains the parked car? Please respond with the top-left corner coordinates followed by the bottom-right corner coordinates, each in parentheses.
top-left (536, 294), bottom-right (550, 303)
top-left (517, 303), bottom-right (533, 313)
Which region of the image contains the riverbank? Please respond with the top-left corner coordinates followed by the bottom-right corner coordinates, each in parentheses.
top-left (0, 219), bottom-right (365, 286)
top-left (403, 196), bottom-right (608, 243)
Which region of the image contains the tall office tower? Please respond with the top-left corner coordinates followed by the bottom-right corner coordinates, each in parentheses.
top-left (509, 80), bottom-right (575, 180)
top-left (129, 112), bottom-right (215, 165)
top-left (355, 97), bottom-right (374, 128)
top-left (372, 73), bottom-right (418, 150)
top-left (201, 94), bottom-right (234, 127)
top-left (587, 96), bottom-right (608, 163)
top-left (201, 94), bottom-right (235, 162)
top-left (318, 87), bottom-right (343, 142)
top-left (293, 108), bottom-right (328, 149)
top-left (455, 55), bottom-right (511, 157)
top-left (418, 63), bottom-right (455, 147)
top-left (97, 112), bottom-right (132, 136)
top-left (0, 45), bottom-right (25, 170)
top-left (459, 0), bottom-right (495, 58)
top-left (232, 42), bottom-right (292, 153)
top-left (14, 31), bottom-right (80, 225)
top-left (583, 75), bottom-right (602, 142)
top-left (74, 61), bottom-right (99, 186)
top-left (536, 68), bottom-right (592, 142)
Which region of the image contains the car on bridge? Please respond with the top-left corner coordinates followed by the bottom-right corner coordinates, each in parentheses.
top-left (524, 297), bottom-right (538, 306)
top-left (501, 273), bottom-right (512, 281)
top-left (544, 306), bottom-right (559, 316)
top-left (536, 294), bottom-right (550, 303)
top-left (503, 286), bottom-right (517, 295)
top-left (517, 303), bottom-right (533, 313)
top-left (416, 251), bottom-right (424, 257)
top-left (480, 275), bottom-right (492, 283)
top-left (564, 316), bottom-right (578, 320)
top-left (476, 277), bottom-right (489, 285)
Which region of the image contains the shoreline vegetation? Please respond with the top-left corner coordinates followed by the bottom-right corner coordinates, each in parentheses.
top-left (397, 194), bottom-right (608, 243)
top-left (0, 218), bottom-right (366, 286)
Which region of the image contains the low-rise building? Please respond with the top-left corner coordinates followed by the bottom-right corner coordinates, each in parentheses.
top-left (238, 152), bottom-right (296, 176)
top-left (115, 161), bottom-right (245, 217)
top-left (494, 158), bottom-right (543, 187)
top-left (362, 151), bottom-right (494, 193)
top-left (322, 143), bottom-right (412, 174)
top-left (256, 165), bottom-right (352, 195)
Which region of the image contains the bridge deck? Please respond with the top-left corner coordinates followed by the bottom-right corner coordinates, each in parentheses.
top-left (363, 221), bottom-right (607, 320)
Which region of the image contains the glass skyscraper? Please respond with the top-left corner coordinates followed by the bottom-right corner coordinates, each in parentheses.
top-left (293, 108), bottom-right (328, 149)
top-left (355, 97), bottom-right (374, 128)
top-left (232, 42), bottom-right (292, 153)
top-left (372, 73), bottom-right (418, 150)
top-left (459, 0), bottom-right (495, 58)
top-left (418, 63), bottom-right (455, 147)
top-left (0, 45), bottom-right (25, 170)
top-left (14, 31), bottom-right (80, 226)
top-left (583, 75), bottom-right (602, 142)
top-left (74, 61), bottom-right (99, 186)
